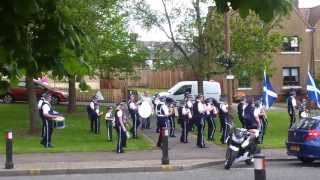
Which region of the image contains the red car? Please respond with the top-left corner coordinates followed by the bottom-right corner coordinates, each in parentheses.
top-left (2, 80), bottom-right (68, 104)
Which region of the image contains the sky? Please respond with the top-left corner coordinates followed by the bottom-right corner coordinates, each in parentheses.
top-left (131, 0), bottom-right (320, 42)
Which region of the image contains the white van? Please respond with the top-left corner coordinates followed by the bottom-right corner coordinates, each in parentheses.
top-left (158, 81), bottom-right (221, 102)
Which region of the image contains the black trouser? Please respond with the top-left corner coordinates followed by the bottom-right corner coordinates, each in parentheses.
top-left (157, 117), bottom-right (168, 147)
top-left (89, 113), bottom-right (95, 133)
top-left (206, 115), bottom-right (216, 141)
top-left (106, 120), bottom-right (113, 141)
top-left (169, 116), bottom-right (175, 137)
top-left (197, 115), bottom-right (206, 148)
top-left (238, 114), bottom-right (245, 128)
top-left (41, 118), bottom-right (46, 138)
top-left (116, 126), bottom-right (126, 153)
top-left (130, 112), bottom-right (140, 138)
top-left (42, 119), bottom-right (54, 147)
top-left (142, 117), bottom-right (151, 129)
top-left (156, 116), bottom-right (160, 133)
top-left (259, 117), bottom-right (268, 144)
top-left (289, 111), bottom-right (296, 128)
top-left (180, 117), bottom-right (189, 143)
top-left (220, 116), bottom-right (231, 144)
top-left (93, 117), bottom-right (100, 134)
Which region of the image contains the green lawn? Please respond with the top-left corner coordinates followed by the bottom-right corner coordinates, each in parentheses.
top-left (0, 104), bottom-right (152, 154)
top-left (200, 111), bottom-right (290, 149)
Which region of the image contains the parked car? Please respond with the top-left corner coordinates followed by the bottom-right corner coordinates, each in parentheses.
top-left (286, 117), bottom-right (320, 163)
top-left (157, 81), bottom-right (221, 103)
top-left (1, 80), bottom-right (68, 104)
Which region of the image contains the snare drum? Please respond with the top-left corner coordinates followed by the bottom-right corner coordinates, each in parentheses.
top-left (53, 116), bottom-right (65, 129)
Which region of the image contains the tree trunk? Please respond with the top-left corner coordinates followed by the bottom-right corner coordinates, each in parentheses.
top-left (197, 76), bottom-right (204, 95)
top-left (26, 71), bottom-right (38, 134)
top-left (68, 75), bottom-right (76, 113)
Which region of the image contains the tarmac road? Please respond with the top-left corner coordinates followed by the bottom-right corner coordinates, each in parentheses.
top-left (1, 160), bottom-right (319, 180)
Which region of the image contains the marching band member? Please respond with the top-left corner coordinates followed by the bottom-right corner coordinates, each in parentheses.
top-left (105, 106), bottom-right (114, 142)
top-left (87, 96), bottom-right (99, 133)
top-left (38, 94), bottom-right (46, 139)
top-left (141, 91), bottom-right (153, 129)
top-left (156, 96), bottom-right (170, 147)
top-left (154, 95), bottom-right (161, 133)
top-left (168, 102), bottom-right (176, 137)
top-left (219, 97), bottom-right (231, 144)
top-left (257, 101), bottom-right (267, 144)
top-left (115, 103), bottom-right (127, 153)
top-left (205, 98), bottom-right (218, 141)
top-left (237, 97), bottom-right (246, 128)
top-left (287, 91), bottom-right (297, 128)
top-left (180, 98), bottom-right (193, 143)
top-left (40, 93), bottom-right (60, 148)
top-left (128, 95), bottom-right (140, 138)
top-left (194, 94), bottom-right (206, 148)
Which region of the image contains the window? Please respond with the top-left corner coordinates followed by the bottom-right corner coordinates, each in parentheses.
top-left (173, 85), bottom-right (192, 95)
top-left (283, 67), bottom-right (299, 86)
top-left (282, 36), bottom-right (299, 52)
top-left (238, 71), bottom-right (251, 88)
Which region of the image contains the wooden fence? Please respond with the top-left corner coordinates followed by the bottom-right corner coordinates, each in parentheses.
top-left (76, 89), bottom-right (122, 103)
top-left (101, 69), bottom-right (196, 89)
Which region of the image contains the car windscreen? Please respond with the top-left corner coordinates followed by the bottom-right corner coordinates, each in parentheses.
top-left (294, 119), bottom-right (320, 130)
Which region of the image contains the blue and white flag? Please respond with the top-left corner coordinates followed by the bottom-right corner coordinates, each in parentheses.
top-left (307, 71), bottom-right (320, 108)
top-left (262, 70), bottom-right (278, 109)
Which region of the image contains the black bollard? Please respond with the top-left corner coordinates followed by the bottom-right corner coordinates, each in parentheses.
top-left (254, 154), bottom-right (266, 180)
top-left (161, 128), bottom-right (170, 165)
top-left (5, 130), bottom-right (14, 169)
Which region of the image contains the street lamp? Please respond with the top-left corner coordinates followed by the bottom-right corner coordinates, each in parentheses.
top-left (306, 27), bottom-right (316, 77)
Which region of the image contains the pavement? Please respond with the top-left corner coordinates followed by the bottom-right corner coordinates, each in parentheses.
top-left (0, 116), bottom-right (293, 177)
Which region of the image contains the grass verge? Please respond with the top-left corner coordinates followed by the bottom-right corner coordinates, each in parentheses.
top-left (0, 104), bottom-right (152, 154)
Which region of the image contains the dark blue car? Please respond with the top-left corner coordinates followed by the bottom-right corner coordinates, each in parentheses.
top-left (286, 117), bottom-right (320, 163)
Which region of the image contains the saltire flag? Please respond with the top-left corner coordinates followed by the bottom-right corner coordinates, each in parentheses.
top-left (261, 70), bottom-right (278, 109)
top-left (306, 70), bottom-right (320, 108)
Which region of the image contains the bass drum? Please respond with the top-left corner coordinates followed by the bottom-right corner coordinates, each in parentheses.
top-left (138, 101), bottom-right (152, 119)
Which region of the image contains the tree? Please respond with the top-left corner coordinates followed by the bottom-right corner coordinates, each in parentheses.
top-left (230, 12), bottom-right (283, 81)
top-left (56, 0), bottom-right (147, 112)
top-left (0, 0), bottom-right (88, 133)
top-left (129, 0), bottom-right (292, 94)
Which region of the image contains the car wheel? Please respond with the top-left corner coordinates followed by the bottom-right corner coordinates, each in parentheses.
top-left (3, 94), bottom-right (13, 103)
top-left (51, 96), bottom-right (59, 105)
top-left (298, 157), bottom-right (314, 164)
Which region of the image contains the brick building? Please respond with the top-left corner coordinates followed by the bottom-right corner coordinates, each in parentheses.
top-left (231, 5), bottom-right (320, 100)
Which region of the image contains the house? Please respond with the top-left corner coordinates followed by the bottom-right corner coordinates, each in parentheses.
top-left (232, 4), bottom-right (320, 100)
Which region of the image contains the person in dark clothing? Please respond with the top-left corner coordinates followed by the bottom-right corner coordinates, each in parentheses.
top-left (195, 94), bottom-right (206, 148)
top-left (156, 96), bottom-right (169, 147)
top-left (205, 98), bottom-right (218, 141)
top-left (128, 95), bottom-right (140, 138)
top-left (287, 91), bottom-right (297, 128)
top-left (219, 97), bottom-right (231, 144)
top-left (237, 97), bottom-right (246, 128)
top-left (40, 94), bottom-right (60, 148)
top-left (115, 103), bottom-right (127, 153)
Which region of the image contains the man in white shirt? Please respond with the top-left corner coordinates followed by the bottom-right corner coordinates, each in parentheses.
top-left (287, 91), bottom-right (297, 128)
top-left (196, 95), bottom-right (206, 148)
top-left (40, 94), bottom-right (60, 148)
top-left (105, 106), bottom-right (114, 142)
top-left (128, 95), bottom-right (140, 138)
top-left (141, 91), bottom-right (153, 129)
top-left (115, 103), bottom-right (127, 153)
top-left (156, 96), bottom-right (170, 147)
top-left (87, 96), bottom-right (100, 133)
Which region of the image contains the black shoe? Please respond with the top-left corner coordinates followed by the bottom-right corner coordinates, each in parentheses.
top-left (40, 140), bottom-right (45, 145)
